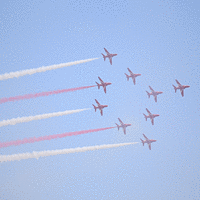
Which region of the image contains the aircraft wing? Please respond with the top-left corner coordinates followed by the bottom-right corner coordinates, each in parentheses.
top-left (104, 48), bottom-right (110, 55)
top-left (146, 108), bottom-right (151, 114)
top-left (149, 86), bottom-right (154, 92)
top-left (151, 118), bottom-right (154, 125)
top-left (148, 143), bottom-right (151, 150)
top-left (175, 79), bottom-right (181, 86)
top-left (95, 99), bottom-right (101, 106)
top-left (154, 95), bottom-right (157, 102)
top-left (143, 134), bottom-right (148, 140)
top-left (109, 57), bottom-right (112, 65)
top-left (98, 77), bottom-right (104, 84)
top-left (181, 89), bottom-right (184, 97)
top-left (123, 127), bottom-right (126, 135)
top-left (103, 86), bottom-right (107, 93)
top-left (128, 68), bottom-right (134, 75)
top-left (118, 118), bottom-right (124, 125)
top-left (132, 77), bottom-right (136, 85)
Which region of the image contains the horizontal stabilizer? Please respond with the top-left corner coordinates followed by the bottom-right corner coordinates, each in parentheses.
top-left (101, 53), bottom-right (106, 61)
top-left (96, 82), bottom-right (100, 89)
top-left (146, 91), bottom-right (150, 98)
top-left (115, 123), bottom-right (120, 130)
top-left (143, 114), bottom-right (147, 121)
top-left (140, 139), bottom-right (144, 146)
top-left (125, 73), bottom-right (129, 81)
top-left (172, 85), bottom-right (177, 93)
top-left (92, 104), bottom-right (97, 112)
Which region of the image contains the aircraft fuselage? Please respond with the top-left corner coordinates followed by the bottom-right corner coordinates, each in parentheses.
top-left (97, 105), bottom-right (108, 110)
top-left (105, 53), bottom-right (117, 59)
top-left (144, 139), bottom-right (157, 144)
top-left (147, 114), bottom-right (159, 119)
top-left (177, 85), bottom-right (190, 90)
top-left (150, 91), bottom-right (163, 96)
top-left (100, 82), bottom-right (112, 87)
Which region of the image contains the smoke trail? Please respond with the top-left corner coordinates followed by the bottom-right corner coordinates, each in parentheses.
top-left (0, 142), bottom-right (138, 162)
top-left (0, 58), bottom-right (99, 81)
top-left (0, 85), bottom-right (96, 104)
top-left (0, 108), bottom-right (90, 127)
top-left (0, 127), bottom-right (115, 148)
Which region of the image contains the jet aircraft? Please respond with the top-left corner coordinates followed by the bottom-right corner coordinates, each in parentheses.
top-left (140, 134), bottom-right (156, 150)
top-left (172, 79), bottom-right (190, 97)
top-left (143, 108), bottom-right (159, 125)
top-left (101, 48), bottom-right (117, 65)
top-left (96, 77), bottom-right (112, 93)
top-left (115, 118), bottom-right (131, 135)
top-left (125, 68), bottom-right (141, 85)
top-left (146, 86), bottom-right (163, 102)
top-left (92, 99), bottom-right (108, 116)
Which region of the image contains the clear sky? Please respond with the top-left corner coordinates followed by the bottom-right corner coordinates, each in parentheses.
top-left (0, 0), bottom-right (199, 199)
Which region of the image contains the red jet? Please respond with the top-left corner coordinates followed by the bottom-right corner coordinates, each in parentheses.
top-left (115, 118), bottom-right (131, 135)
top-left (125, 68), bottom-right (141, 85)
top-left (143, 108), bottom-right (159, 125)
top-left (146, 86), bottom-right (163, 102)
top-left (172, 79), bottom-right (190, 97)
top-left (96, 77), bottom-right (112, 93)
top-left (101, 48), bottom-right (117, 65)
top-left (92, 99), bottom-right (108, 116)
top-left (140, 134), bottom-right (156, 150)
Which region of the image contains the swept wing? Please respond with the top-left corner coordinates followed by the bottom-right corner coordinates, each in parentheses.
top-left (127, 68), bottom-right (134, 76)
top-left (175, 79), bottom-right (181, 86)
top-left (109, 57), bottom-right (112, 65)
top-left (146, 108), bottom-right (151, 115)
top-left (118, 118), bottom-right (124, 125)
top-left (95, 99), bottom-right (101, 106)
top-left (104, 48), bottom-right (110, 55)
top-left (149, 86), bottom-right (154, 92)
top-left (148, 143), bottom-right (151, 150)
top-left (143, 134), bottom-right (149, 140)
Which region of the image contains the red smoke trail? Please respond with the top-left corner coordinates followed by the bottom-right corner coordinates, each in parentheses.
top-left (0, 85), bottom-right (96, 104)
top-left (0, 127), bottom-right (115, 148)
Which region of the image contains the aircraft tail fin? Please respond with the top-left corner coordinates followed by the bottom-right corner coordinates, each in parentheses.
top-left (125, 73), bottom-right (129, 81)
top-left (172, 85), bottom-right (177, 93)
top-left (96, 82), bottom-right (100, 89)
top-left (115, 123), bottom-right (120, 130)
top-left (140, 139), bottom-right (144, 146)
top-left (143, 114), bottom-right (147, 121)
top-left (101, 53), bottom-right (106, 61)
top-left (92, 104), bottom-right (97, 112)
top-left (146, 91), bottom-right (150, 98)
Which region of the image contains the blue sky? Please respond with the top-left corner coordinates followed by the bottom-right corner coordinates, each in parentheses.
top-left (0, 0), bottom-right (200, 199)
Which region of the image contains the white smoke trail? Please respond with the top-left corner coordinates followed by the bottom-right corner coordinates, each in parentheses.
top-left (0, 58), bottom-right (99, 81)
top-left (0, 108), bottom-right (91, 127)
top-left (0, 142), bottom-right (138, 162)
